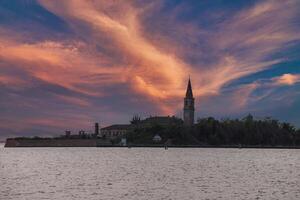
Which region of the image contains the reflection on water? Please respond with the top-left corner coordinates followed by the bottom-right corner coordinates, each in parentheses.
top-left (1, 145), bottom-right (299, 200)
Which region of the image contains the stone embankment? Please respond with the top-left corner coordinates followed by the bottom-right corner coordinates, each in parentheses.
top-left (5, 138), bottom-right (111, 147)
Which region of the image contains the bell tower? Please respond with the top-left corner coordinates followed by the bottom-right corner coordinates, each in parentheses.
top-left (183, 77), bottom-right (195, 126)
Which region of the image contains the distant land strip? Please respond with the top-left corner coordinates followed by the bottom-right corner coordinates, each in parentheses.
top-left (4, 138), bottom-right (300, 149)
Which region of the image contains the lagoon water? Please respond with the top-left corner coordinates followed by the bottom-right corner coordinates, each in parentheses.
top-left (1, 144), bottom-right (299, 200)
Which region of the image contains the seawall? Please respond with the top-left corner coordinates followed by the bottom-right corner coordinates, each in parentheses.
top-left (4, 138), bottom-right (111, 147)
top-left (4, 138), bottom-right (300, 148)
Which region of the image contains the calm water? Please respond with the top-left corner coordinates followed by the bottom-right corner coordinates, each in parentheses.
top-left (1, 144), bottom-right (299, 200)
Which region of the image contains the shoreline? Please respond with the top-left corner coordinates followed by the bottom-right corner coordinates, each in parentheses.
top-left (99, 145), bottom-right (300, 149)
top-left (4, 145), bottom-right (300, 149)
top-left (4, 138), bottom-right (300, 149)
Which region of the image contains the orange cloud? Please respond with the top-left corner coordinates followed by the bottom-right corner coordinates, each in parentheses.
top-left (38, 0), bottom-right (189, 106)
top-left (272, 73), bottom-right (300, 86)
top-left (0, 36), bottom-right (126, 97)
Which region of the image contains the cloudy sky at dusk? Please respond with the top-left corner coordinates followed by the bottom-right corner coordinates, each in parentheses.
top-left (1, 0), bottom-right (300, 139)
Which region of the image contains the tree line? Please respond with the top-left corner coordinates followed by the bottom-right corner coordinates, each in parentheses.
top-left (126, 114), bottom-right (300, 146)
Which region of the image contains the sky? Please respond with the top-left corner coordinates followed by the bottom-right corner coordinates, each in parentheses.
top-left (0, 0), bottom-right (300, 139)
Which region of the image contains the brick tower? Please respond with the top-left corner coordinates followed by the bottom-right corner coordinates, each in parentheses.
top-left (183, 77), bottom-right (195, 126)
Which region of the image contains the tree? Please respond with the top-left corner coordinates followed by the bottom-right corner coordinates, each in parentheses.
top-left (130, 115), bottom-right (141, 125)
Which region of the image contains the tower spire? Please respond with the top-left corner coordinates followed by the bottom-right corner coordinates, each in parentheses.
top-left (185, 77), bottom-right (193, 98)
top-left (183, 77), bottom-right (195, 126)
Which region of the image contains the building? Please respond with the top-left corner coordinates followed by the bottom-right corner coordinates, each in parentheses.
top-left (100, 117), bottom-right (181, 139)
top-left (152, 134), bottom-right (162, 142)
top-left (100, 124), bottom-right (132, 138)
top-left (183, 77), bottom-right (195, 126)
top-left (94, 123), bottom-right (99, 136)
top-left (141, 116), bottom-right (182, 127)
top-left (120, 138), bottom-right (127, 146)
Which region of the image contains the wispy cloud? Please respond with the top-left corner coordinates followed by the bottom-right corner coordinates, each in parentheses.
top-left (38, 0), bottom-right (188, 99)
top-left (190, 0), bottom-right (300, 95)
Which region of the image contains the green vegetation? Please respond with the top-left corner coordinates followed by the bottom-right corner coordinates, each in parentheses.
top-left (126, 114), bottom-right (300, 146)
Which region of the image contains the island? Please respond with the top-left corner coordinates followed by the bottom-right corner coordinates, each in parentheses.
top-left (5, 114), bottom-right (300, 148)
top-left (5, 78), bottom-right (300, 148)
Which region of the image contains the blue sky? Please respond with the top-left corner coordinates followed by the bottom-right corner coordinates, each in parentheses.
top-left (0, 0), bottom-right (300, 139)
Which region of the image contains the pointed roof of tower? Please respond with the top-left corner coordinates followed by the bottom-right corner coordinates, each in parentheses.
top-left (185, 77), bottom-right (193, 98)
